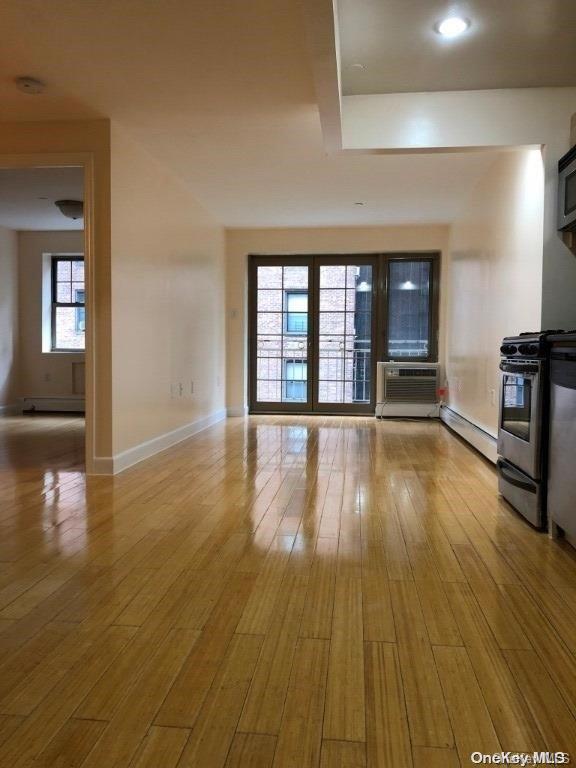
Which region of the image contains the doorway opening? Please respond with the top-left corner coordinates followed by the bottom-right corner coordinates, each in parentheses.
top-left (248, 253), bottom-right (440, 414)
top-left (0, 164), bottom-right (88, 472)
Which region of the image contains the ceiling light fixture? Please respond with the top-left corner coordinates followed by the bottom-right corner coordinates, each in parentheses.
top-left (434, 16), bottom-right (470, 38)
top-left (15, 76), bottom-right (46, 94)
top-left (55, 199), bottom-right (84, 220)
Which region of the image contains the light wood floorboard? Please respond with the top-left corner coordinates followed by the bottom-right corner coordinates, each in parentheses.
top-left (1, 413), bottom-right (576, 766)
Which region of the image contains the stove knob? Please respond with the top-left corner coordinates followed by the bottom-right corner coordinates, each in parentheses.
top-left (518, 343), bottom-right (538, 356)
top-left (500, 344), bottom-right (517, 355)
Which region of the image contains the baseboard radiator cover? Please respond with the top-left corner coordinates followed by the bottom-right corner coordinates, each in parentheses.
top-left (21, 396), bottom-right (85, 413)
top-left (440, 405), bottom-right (497, 464)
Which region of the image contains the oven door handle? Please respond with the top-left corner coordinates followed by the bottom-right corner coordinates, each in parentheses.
top-left (499, 362), bottom-right (539, 374)
top-left (497, 460), bottom-right (536, 494)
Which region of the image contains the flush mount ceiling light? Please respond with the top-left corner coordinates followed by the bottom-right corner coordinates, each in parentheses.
top-left (434, 16), bottom-right (470, 38)
top-left (55, 200), bottom-right (84, 220)
top-left (15, 76), bottom-right (46, 94)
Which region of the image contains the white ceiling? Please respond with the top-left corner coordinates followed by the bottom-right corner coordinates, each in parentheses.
top-left (0, 167), bottom-right (83, 231)
top-left (0, 1), bottom-right (542, 228)
top-left (338, 0), bottom-right (576, 95)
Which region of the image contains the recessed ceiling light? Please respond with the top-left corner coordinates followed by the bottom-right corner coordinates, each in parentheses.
top-left (434, 16), bottom-right (470, 38)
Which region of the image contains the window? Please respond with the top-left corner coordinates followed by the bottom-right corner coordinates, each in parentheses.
top-left (386, 258), bottom-right (435, 360)
top-left (51, 257), bottom-right (85, 351)
top-left (75, 289), bottom-right (86, 332)
top-left (284, 360), bottom-right (307, 401)
top-left (285, 291), bottom-right (308, 333)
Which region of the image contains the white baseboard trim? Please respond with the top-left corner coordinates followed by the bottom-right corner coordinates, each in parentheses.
top-left (227, 406), bottom-right (249, 417)
top-left (21, 396), bottom-right (85, 413)
top-left (90, 456), bottom-right (114, 475)
top-left (110, 408), bottom-right (228, 475)
top-left (0, 403), bottom-right (20, 415)
top-left (440, 405), bottom-right (497, 464)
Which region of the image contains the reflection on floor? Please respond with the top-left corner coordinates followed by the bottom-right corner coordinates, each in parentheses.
top-left (0, 414), bottom-right (575, 767)
top-left (0, 413), bottom-right (85, 471)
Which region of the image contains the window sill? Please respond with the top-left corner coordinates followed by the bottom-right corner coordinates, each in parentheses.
top-left (42, 350), bottom-right (86, 356)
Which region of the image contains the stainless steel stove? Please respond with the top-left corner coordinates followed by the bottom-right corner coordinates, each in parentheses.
top-left (496, 330), bottom-right (565, 528)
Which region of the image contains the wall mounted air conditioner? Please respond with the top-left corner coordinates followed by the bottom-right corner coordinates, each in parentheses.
top-left (376, 362), bottom-right (441, 418)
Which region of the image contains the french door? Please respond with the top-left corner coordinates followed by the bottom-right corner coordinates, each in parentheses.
top-left (249, 255), bottom-right (377, 413)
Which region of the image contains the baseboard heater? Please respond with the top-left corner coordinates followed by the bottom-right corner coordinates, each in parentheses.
top-left (21, 396), bottom-right (85, 413)
top-left (440, 405), bottom-right (497, 464)
top-left (376, 362), bottom-right (441, 418)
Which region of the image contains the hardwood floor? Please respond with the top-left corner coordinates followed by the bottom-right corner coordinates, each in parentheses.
top-left (0, 413), bottom-right (85, 472)
top-left (1, 413), bottom-right (576, 766)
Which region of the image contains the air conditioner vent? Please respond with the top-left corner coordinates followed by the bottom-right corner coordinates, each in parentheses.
top-left (384, 378), bottom-right (438, 403)
top-left (376, 362), bottom-right (441, 418)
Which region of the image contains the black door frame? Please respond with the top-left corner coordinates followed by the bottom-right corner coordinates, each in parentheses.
top-left (248, 255), bottom-right (315, 414)
top-left (248, 252), bottom-right (440, 415)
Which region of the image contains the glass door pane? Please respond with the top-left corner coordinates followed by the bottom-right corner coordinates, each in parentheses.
top-left (316, 262), bottom-right (374, 410)
top-left (387, 260), bottom-right (431, 359)
top-left (253, 263), bottom-right (311, 410)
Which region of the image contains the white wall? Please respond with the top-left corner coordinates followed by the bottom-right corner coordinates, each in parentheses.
top-left (342, 88), bottom-right (576, 332)
top-left (226, 225), bottom-right (450, 414)
top-left (17, 230), bottom-right (85, 400)
top-left (0, 225), bottom-right (19, 408)
top-left (110, 124), bottom-right (226, 458)
top-left (445, 149), bottom-right (544, 435)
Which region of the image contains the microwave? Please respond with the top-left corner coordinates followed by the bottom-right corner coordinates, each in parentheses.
top-left (558, 145), bottom-right (576, 231)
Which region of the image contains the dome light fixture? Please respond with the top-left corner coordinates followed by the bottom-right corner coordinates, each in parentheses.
top-left (15, 76), bottom-right (46, 94)
top-left (55, 200), bottom-right (84, 220)
top-left (435, 16), bottom-right (470, 38)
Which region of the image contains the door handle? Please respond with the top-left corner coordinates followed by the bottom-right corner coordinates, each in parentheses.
top-left (497, 460), bottom-right (536, 494)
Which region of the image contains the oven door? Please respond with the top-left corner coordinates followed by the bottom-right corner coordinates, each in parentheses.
top-left (497, 361), bottom-right (542, 479)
